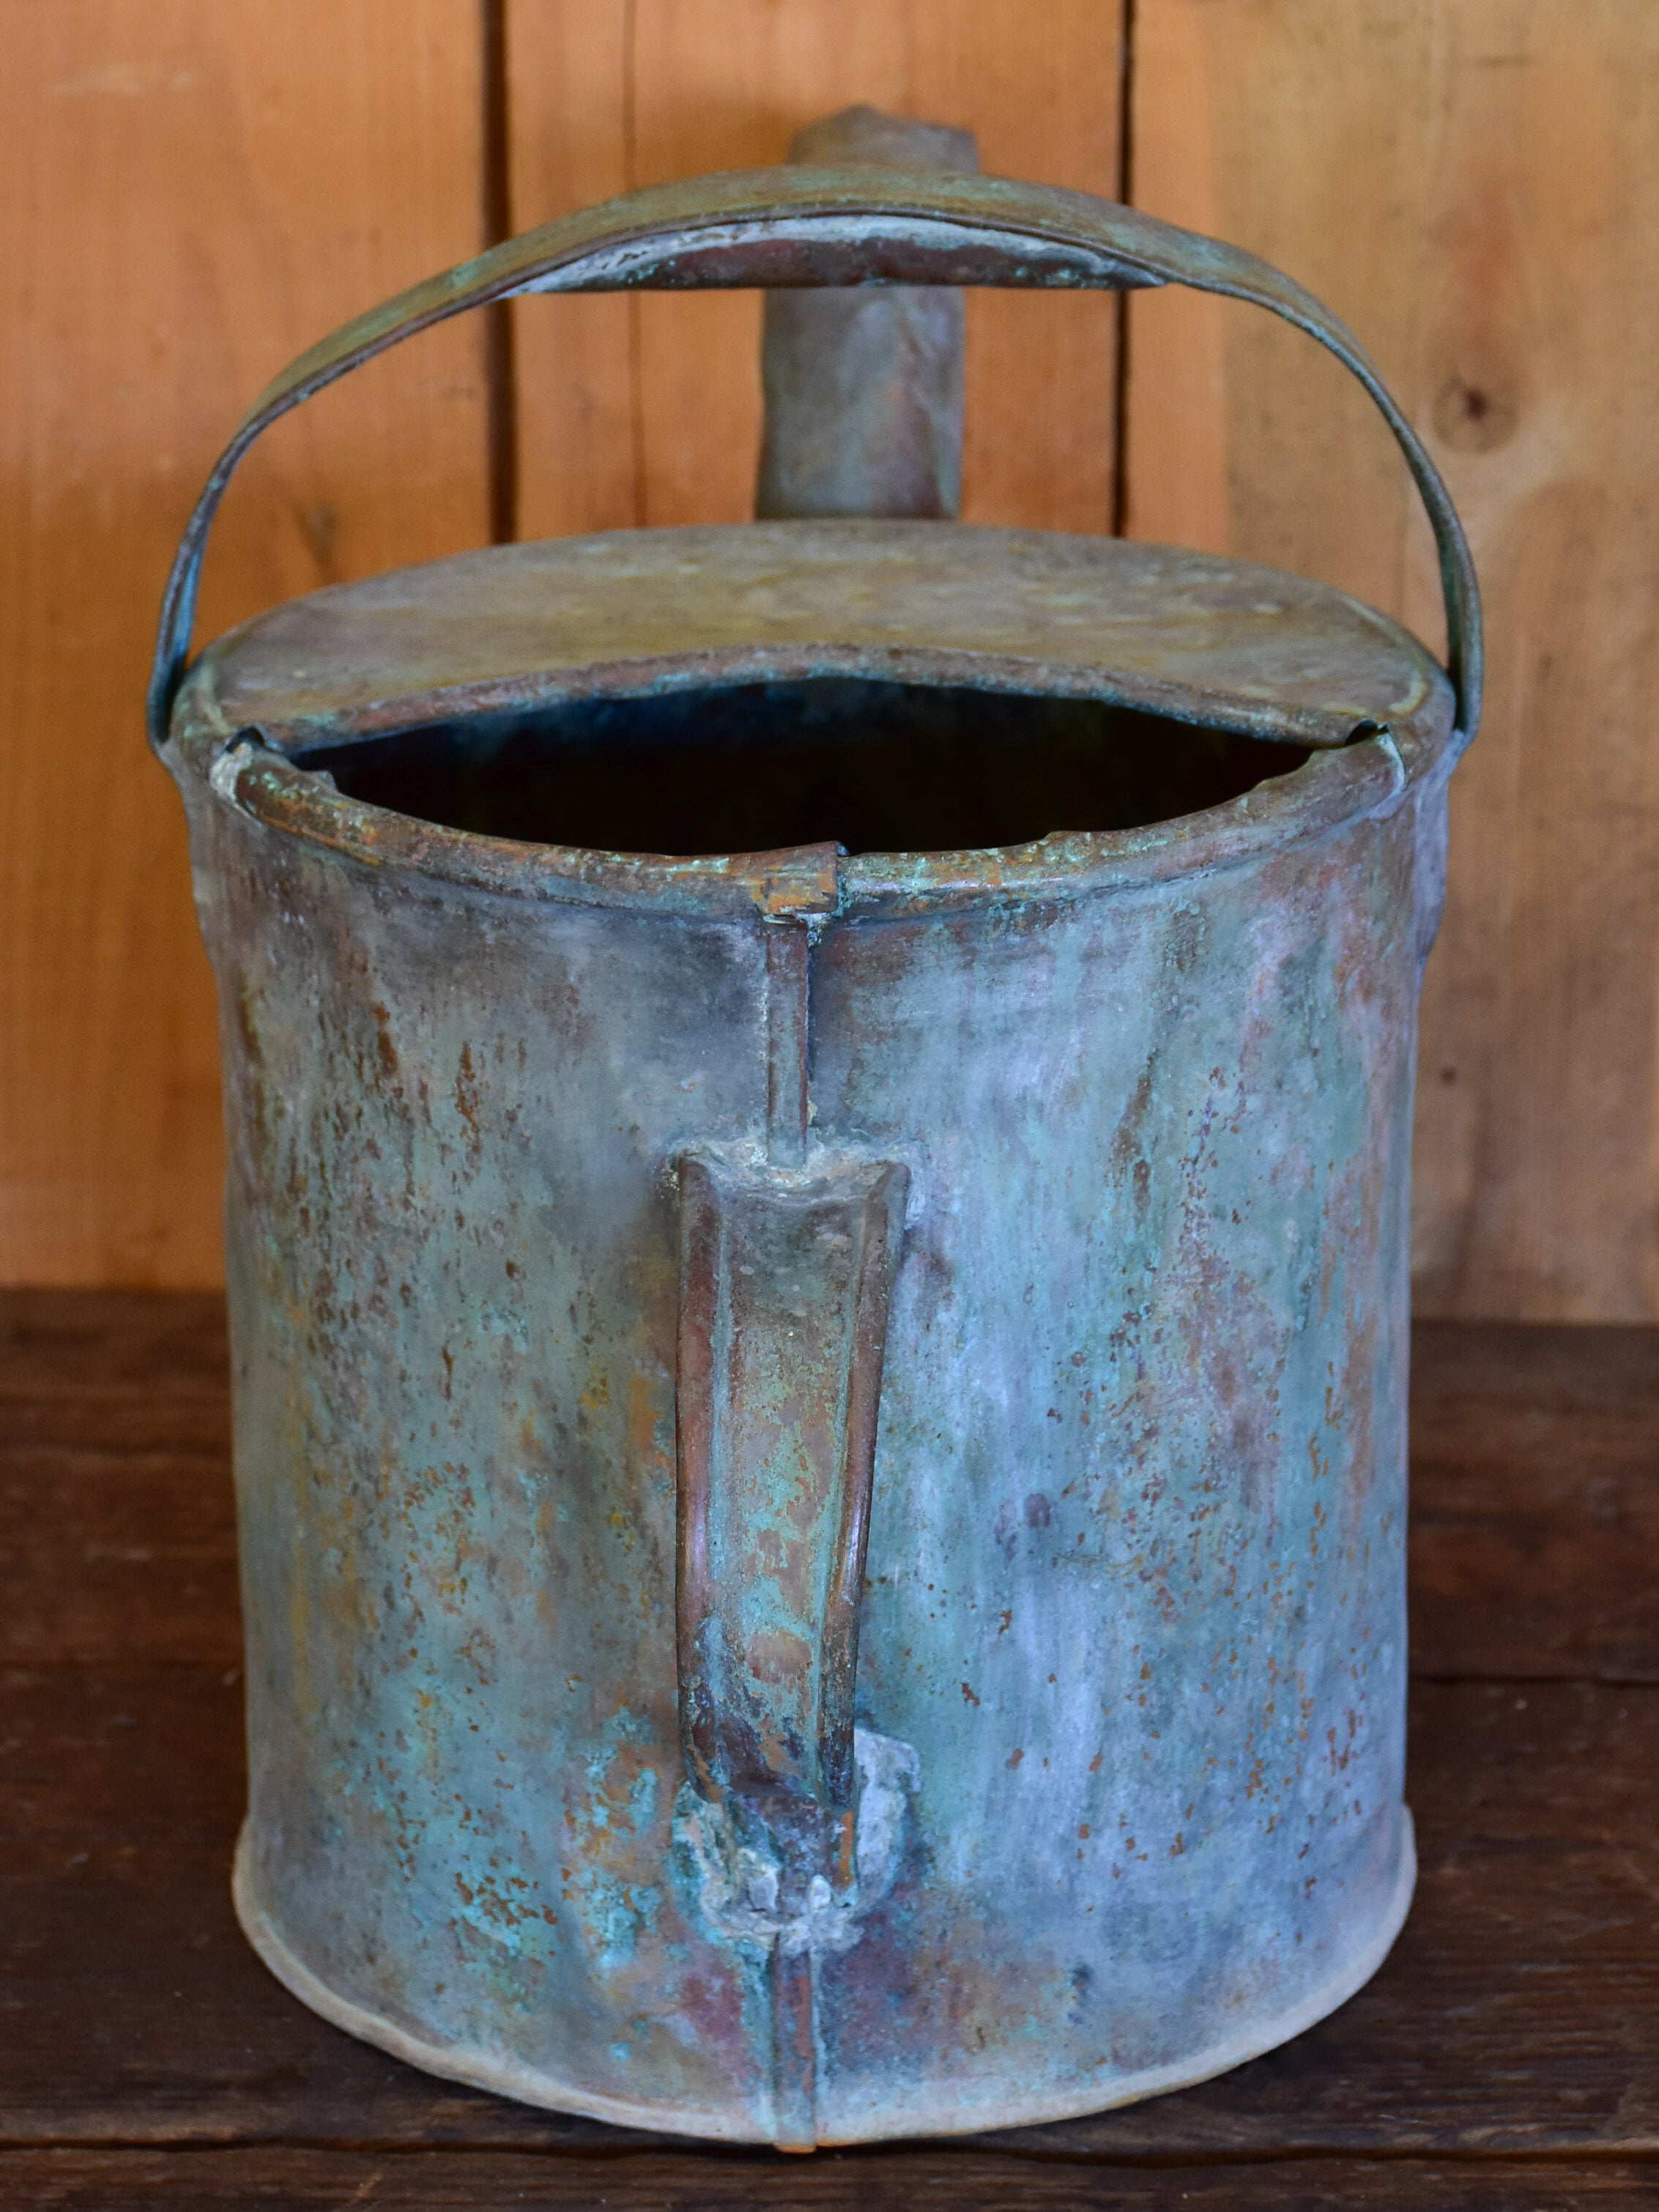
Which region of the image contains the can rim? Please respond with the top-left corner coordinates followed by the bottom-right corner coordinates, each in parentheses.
top-left (178, 698), bottom-right (1434, 922)
top-left (166, 524), bottom-right (1460, 921)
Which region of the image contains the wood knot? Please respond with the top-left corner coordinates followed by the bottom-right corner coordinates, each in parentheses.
top-left (1433, 375), bottom-right (1518, 453)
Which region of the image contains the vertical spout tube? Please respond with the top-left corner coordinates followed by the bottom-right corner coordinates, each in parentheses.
top-left (756, 105), bottom-right (979, 521)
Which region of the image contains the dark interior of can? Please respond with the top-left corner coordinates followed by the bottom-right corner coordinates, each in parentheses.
top-left (294, 677), bottom-right (1312, 858)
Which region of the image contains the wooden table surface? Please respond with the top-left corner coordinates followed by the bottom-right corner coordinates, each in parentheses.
top-left (3, 1294), bottom-right (1655, 2208)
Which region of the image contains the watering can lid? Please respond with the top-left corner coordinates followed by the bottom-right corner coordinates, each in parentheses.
top-left (176, 519), bottom-right (1453, 763)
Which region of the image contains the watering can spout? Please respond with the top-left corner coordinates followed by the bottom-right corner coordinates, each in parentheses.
top-left (757, 105), bottom-right (979, 522)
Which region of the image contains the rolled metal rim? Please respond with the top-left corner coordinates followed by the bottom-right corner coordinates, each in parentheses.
top-left (178, 654), bottom-right (1442, 927)
top-left (233, 1812), bottom-right (1417, 2144)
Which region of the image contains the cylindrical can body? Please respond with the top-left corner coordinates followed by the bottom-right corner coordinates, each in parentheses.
top-left (177, 715), bottom-right (1443, 2141)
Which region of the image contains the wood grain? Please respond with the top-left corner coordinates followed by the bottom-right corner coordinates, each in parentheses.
top-left (1409, 1322), bottom-right (1659, 1684)
top-left (501, 1), bottom-right (637, 538)
top-left (508, 0), bottom-right (1123, 541)
top-left (0, 1), bottom-right (491, 1291)
top-left (1127, 0), bottom-right (1659, 1323)
top-left (4, 2148), bottom-right (1656, 2211)
top-left (0, 1291), bottom-right (235, 1665)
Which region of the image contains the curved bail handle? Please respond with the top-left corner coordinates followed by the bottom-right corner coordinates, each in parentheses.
top-left (149, 163), bottom-right (1482, 749)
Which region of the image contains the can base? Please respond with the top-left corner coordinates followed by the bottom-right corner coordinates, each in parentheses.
top-left (233, 1814), bottom-right (1415, 2145)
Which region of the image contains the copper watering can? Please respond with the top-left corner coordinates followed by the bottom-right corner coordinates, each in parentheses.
top-left (151, 111), bottom-right (1480, 2148)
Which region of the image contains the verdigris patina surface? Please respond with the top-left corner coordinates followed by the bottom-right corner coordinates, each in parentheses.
top-left (152, 146), bottom-right (1479, 2146)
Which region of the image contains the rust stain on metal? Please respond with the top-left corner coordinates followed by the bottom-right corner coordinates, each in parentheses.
top-left (154, 132), bottom-right (1480, 2148)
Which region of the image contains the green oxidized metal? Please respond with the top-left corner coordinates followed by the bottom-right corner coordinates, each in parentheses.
top-left (152, 154), bottom-right (1480, 2147)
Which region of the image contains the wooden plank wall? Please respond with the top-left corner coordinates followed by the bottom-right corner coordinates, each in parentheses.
top-left (1128, 0), bottom-right (1659, 1322)
top-left (3, 1), bottom-right (1655, 1319)
top-left (0, 0), bottom-right (491, 1288)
